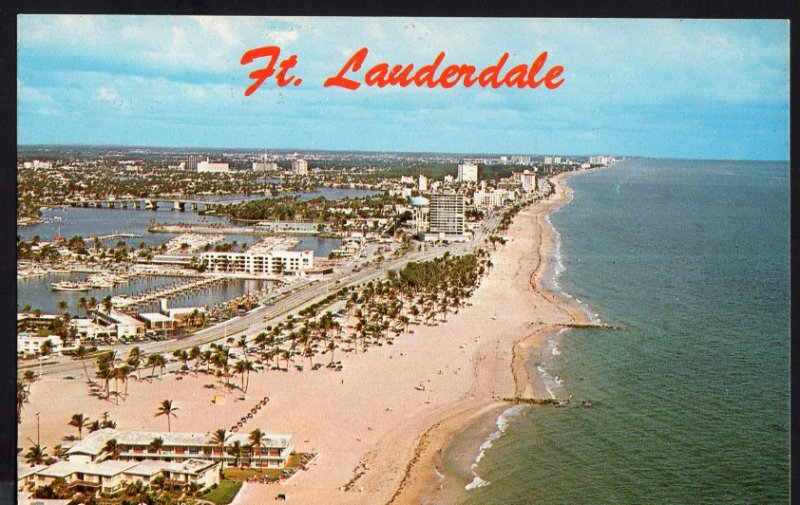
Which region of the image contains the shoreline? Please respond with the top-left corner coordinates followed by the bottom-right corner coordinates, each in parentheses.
top-left (392, 170), bottom-right (592, 504)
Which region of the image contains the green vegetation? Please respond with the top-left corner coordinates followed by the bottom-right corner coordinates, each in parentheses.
top-left (222, 194), bottom-right (402, 223)
top-left (202, 479), bottom-right (243, 505)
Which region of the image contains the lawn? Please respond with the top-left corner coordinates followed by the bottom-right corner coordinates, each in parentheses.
top-left (201, 480), bottom-right (243, 505)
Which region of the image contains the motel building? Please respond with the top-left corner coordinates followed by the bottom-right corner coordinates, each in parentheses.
top-left (65, 428), bottom-right (293, 469)
top-left (21, 458), bottom-right (219, 496)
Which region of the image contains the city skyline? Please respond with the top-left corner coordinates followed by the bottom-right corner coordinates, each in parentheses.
top-left (18, 16), bottom-right (790, 161)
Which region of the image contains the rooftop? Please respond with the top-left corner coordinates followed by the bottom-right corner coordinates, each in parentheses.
top-left (38, 459), bottom-right (137, 478)
top-left (67, 428), bottom-right (292, 456)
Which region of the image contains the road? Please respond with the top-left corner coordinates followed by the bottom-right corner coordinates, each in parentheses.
top-left (33, 210), bottom-right (504, 379)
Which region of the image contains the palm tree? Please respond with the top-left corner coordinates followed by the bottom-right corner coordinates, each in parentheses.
top-left (72, 345), bottom-right (91, 383)
top-left (23, 370), bottom-right (37, 384)
top-left (57, 300), bottom-right (68, 313)
top-left (101, 295), bottom-right (112, 314)
top-left (68, 413), bottom-right (89, 440)
top-left (249, 428), bottom-right (265, 457)
top-left (211, 429), bottom-right (230, 469)
top-left (173, 349), bottom-right (189, 372)
top-left (101, 438), bottom-right (122, 460)
top-left (147, 436), bottom-right (164, 455)
top-left (24, 444), bottom-right (49, 466)
top-left (119, 365), bottom-right (132, 398)
top-left (189, 346), bottom-right (201, 376)
top-left (17, 382), bottom-right (29, 424)
top-left (147, 353), bottom-right (166, 378)
top-left (155, 400), bottom-right (178, 432)
top-left (226, 440), bottom-right (243, 467)
top-left (87, 420), bottom-right (101, 433)
top-left (127, 347), bottom-right (143, 381)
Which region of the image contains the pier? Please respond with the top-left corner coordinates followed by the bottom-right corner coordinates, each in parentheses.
top-left (86, 233), bottom-right (143, 242)
top-left (111, 276), bottom-right (227, 309)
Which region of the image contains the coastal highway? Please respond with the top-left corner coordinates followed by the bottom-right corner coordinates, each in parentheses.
top-left (31, 210), bottom-right (504, 379)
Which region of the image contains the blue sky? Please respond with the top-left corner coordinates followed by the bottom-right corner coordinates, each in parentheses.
top-left (17, 16), bottom-right (789, 160)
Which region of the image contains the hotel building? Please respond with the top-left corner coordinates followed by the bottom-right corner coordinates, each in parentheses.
top-left (65, 428), bottom-right (293, 469)
top-left (291, 158), bottom-right (309, 175)
top-left (426, 193), bottom-right (467, 241)
top-left (457, 162), bottom-right (479, 183)
top-left (25, 458), bottom-right (220, 496)
top-left (199, 249), bottom-right (314, 275)
top-left (519, 170), bottom-right (538, 192)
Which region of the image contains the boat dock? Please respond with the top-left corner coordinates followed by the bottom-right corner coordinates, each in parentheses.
top-left (111, 276), bottom-right (226, 309)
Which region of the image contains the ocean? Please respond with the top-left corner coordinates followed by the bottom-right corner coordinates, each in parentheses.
top-left (458, 159), bottom-right (790, 504)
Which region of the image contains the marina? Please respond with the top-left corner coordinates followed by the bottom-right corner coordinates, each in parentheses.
top-left (19, 272), bottom-right (277, 316)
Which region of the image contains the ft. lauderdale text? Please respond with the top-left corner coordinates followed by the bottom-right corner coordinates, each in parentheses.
top-left (241, 46), bottom-right (565, 95)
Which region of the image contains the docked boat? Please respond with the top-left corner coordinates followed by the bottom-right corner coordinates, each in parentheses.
top-left (87, 274), bottom-right (115, 288)
top-left (51, 281), bottom-right (92, 292)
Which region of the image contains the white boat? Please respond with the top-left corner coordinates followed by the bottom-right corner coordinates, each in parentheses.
top-left (51, 281), bottom-right (92, 292)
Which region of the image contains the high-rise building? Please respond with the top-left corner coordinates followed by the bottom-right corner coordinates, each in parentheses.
top-left (428, 193), bottom-right (465, 236)
top-left (519, 170), bottom-right (538, 192)
top-left (457, 162), bottom-right (479, 183)
top-left (291, 159), bottom-right (308, 175)
top-left (187, 154), bottom-right (202, 171)
top-left (418, 174), bottom-right (428, 191)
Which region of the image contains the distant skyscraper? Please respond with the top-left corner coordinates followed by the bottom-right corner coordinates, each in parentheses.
top-left (187, 154), bottom-right (202, 171)
top-left (291, 159), bottom-right (308, 175)
top-left (519, 170), bottom-right (538, 192)
top-left (457, 162), bottom-right (479, 183)
top-left (428, 193), bottom-right (465, 236)
top-left (418, 174), bottom-right (428, 191)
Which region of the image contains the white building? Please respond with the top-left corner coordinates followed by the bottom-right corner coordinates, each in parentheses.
top-left (426, 193), bottom-right (467, 241)
top-left (457, 162), bottom-right (479, 183)
top-left (544, 156), bottom-right (553, 165)
top-left (17, 333), bottom-right (67, 356)
top-left (200, 249), bottom-right (314, 276)
top-left (291, 158), bottom-right (308, 175)
top-left (71, 319), bottom-right (114, 340)
top-left (473, 188), bottom-right (513, 209)
top-left (519, 170), bottom-right (538, 192)
top-left (253, 161), bottom-right (278, 171)
top-left (65, 428), bottom-right (292, 469)
top-left (589, 155), bottom-right (612, 166)
top-left (26, 458), bottom-right (219, 496)
top-left (93, 310), bottom-right (146, 338)
top-left (197, 157), bottom-right (230, 173)
top-left (418, 174), bottom-right (428, 191)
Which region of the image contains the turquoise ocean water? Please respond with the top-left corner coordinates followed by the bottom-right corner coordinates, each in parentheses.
top-left (461, 158), bottom-right (790, 504)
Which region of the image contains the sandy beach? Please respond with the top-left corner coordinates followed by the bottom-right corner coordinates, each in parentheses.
top-left (18, 173), bottom-right (588, 504)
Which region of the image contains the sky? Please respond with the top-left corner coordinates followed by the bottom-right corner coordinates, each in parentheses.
top-left (17, 16), bottom-right (789, 160)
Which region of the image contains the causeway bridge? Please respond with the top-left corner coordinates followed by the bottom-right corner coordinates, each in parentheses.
top-left (64, 198), bottom-right (250, 211)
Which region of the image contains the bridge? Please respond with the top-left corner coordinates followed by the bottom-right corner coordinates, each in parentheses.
top-left (64, 198), bottom-right (250, 212)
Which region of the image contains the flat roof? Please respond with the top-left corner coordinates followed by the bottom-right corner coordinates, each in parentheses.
top-left (38, 460), bottom-right (137, 478)
top-left (138, 313), bottom-right (175, 323)
top-left (67, 429), bottom-right (292, 456)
